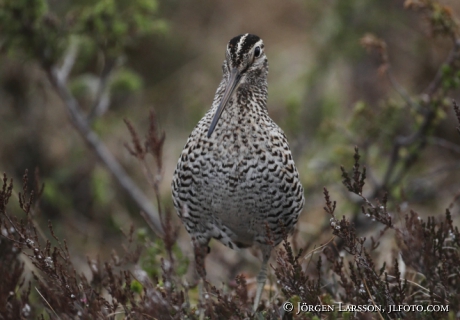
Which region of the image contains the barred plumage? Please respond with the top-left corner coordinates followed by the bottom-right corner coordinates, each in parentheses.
top-left (171, 34), bottom-right (304, 312)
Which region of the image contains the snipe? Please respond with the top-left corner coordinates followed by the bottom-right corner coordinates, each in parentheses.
top-left (172, 33), bottom-right (305, 312)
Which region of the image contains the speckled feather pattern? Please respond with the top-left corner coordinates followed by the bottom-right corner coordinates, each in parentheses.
top-left (172, 34), bottom-right (304, 251)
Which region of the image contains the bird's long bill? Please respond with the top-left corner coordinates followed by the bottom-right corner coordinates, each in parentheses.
top-left (207, 68), bottom-right (241, 138)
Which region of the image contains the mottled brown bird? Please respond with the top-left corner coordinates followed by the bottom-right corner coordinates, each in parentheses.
top-left (172, 33), bottom-right (304, 311)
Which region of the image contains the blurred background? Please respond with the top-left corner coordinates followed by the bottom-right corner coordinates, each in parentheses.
top-left (1, 0), bottom-right (460, 285)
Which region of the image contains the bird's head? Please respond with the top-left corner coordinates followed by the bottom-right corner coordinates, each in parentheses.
top-left (207, 34), bottom-right (268, 138)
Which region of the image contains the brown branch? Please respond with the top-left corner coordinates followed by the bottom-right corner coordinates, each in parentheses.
top-left (424, 39), bottom-right (460, 97)
top-left (360, 33), bottom-right (422, 112)
top-left (45, 66), bottom-right (164, 237)
top-left (372, 38), bottom-right (460, 198)
top-left (429, 136), bottom-right (460, 154)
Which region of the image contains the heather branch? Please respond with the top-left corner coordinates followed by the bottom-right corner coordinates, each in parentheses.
top-left (124, 110), bottom-right (166, 223)
top-left (341, 147), bottom-right (367, 195)
top-left (124, 118), bottom-right (146, 160)
top-left (340, 148), bottom-right (394, 228)
top-left (454, 99), bottom-right (460, 135)
top-left (18, 169), bottom-right (34, 215)
top-left (322, 187), bottom-right (336, 215)
top-left (147, 110), bottom-right (166, 168)
top-left (0, 172), bottom-right (13, 212)
top-left (322, 191), bottom-right (398, 310)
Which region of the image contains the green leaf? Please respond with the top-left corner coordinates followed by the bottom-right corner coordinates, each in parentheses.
top-left (130, 280), bottom-right (143, 294)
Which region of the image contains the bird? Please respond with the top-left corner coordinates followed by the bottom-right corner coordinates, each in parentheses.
top-left (172, 33), bottom-right (305, 312)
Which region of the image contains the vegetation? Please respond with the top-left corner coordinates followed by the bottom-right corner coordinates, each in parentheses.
top-left (1, 0), bottom-right (460, 319)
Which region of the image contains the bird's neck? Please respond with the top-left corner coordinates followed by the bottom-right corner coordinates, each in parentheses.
top-left (212, 81), bottom-right (270, 138)
top-left (229, 80), bottom-right (268, 112)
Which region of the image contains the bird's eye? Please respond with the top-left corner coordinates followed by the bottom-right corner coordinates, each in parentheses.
top-left (254, 46), bottom-right (261, 58)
